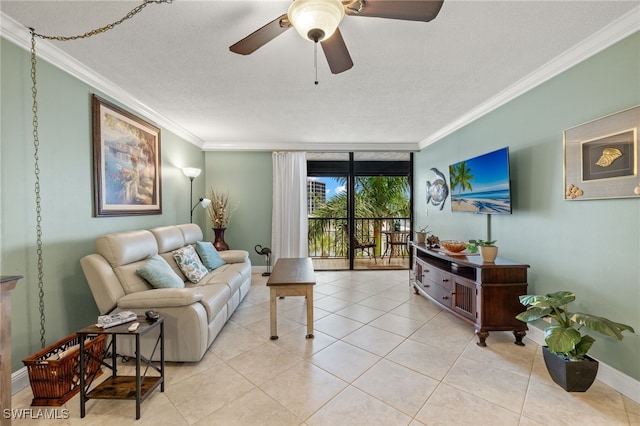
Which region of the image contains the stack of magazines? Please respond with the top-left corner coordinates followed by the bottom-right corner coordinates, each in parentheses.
top-left (96, 311), bottom-right (137, 328)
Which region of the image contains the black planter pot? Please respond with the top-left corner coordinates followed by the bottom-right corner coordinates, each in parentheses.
top-left (542, 346), bottom-right (599, 392)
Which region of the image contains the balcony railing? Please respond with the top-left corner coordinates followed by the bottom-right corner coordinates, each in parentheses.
top-left (308, 217), bottom-right (411, 261)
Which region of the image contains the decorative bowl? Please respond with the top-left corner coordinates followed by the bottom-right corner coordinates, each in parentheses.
top-left (440, 240), bottom-right (467, 253)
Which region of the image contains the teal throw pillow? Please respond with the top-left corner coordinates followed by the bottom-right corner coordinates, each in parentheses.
top-left (173, 245), bottom-right (209, 283)
top-left (195, 241), bottom-right (226, 271)
top-left (136, 255), bottom-right (185, 289)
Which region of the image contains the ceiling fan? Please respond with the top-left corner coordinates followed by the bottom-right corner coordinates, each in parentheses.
top-left (229, 0), bottom-right (445, 75)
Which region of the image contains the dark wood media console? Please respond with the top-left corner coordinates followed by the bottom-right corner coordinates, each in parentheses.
top-left (411, 242), bottom-right (529, 346)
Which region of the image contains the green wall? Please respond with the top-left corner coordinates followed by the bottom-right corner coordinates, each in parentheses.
top-left (1, 38), bottom-right (206, 371)
top-left (204, 151), bottom-right (273, 267)
top-left (414, 33), bottom-right (640, 380)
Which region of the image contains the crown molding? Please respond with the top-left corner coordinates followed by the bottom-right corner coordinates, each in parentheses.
top-left (0, 12), bottom-right (204, 148)
top-left (200, 140), bottom-right (420, 152)
top-left (419, 6), bottom-right (640, 150)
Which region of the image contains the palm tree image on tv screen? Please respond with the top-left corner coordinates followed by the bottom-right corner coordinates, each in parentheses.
top-left (449, 147), bottom-right (512, 214)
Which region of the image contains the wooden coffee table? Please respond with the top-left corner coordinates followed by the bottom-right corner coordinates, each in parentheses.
top-left (267, 258), bottom-right (315, 340)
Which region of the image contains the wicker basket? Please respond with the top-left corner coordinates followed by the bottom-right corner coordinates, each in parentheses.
top-left (23, 333), bottom-right (106, 406)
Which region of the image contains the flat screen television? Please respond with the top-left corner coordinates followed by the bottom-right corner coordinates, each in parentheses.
top-left (449, 147), bottom-right (512, 214)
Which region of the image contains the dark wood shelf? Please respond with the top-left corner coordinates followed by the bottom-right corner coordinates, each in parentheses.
top-left (411, 243), bottom-right (529, 346)
top-left (87, 376), bottom-right (162, 400)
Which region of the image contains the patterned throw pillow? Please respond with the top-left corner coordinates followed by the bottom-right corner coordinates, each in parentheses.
top-left (173, 245), bottom-right (209, 283)
top-left (195, 241), bottom-right (226, 271)
top-left (136, 254), bottom-right (185, 289)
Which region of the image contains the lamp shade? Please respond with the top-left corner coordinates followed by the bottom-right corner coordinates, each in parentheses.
top-left (200, 198), bottom-right (211, 208)
top-left (288, 0), bottom-right (344, 42)
top-left (182, 167), bottom-right (201, 178)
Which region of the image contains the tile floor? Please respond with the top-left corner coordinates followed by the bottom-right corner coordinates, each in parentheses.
top-left (11, 271), bottom-right (640, 425)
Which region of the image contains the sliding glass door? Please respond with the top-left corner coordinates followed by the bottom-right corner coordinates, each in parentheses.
top-left (307, 152), bottom-right (413, 271)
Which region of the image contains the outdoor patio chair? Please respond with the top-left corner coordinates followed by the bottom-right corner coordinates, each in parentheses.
top-left (382, 231), bottom-right (409, 263)
top-left (343, 225), bottom-right (377, 263)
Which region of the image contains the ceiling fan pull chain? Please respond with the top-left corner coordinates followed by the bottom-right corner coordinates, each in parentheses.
top-left (314, 41), bottom-right (319, 85)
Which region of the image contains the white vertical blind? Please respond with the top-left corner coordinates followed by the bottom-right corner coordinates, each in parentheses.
top-left (271, 152), bottom-right (308, 262)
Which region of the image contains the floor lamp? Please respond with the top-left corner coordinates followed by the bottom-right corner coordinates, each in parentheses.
top-left (182, 167), bottom-right (210, 223)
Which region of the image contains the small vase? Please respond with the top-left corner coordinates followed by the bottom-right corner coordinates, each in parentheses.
top-left (480, 246), bottom-right (498, 262)
top-left (212, 228), bottom-right (229, 251)
top-left (415, 232), bottom-right (427, 244)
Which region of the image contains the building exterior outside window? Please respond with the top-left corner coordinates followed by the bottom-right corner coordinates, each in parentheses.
top-left (307, 179), bottom-right (326, 215)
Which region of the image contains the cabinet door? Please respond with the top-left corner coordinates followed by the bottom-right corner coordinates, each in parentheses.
top-left (452, 276), bottom-right (476, 322)
top-left (414, 258), bottom-right (426, 286)
top-left (427, 282), bottom-right (453, 309)
top-left (423, 266), bottom-right (451, 289)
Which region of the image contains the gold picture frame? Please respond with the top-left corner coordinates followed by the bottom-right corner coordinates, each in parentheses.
top-left (563, 105), bottom-right (639, 200)
top-left (92, 95), bottom-right (162, 216)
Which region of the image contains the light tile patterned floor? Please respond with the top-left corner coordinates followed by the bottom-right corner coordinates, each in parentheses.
top-left (11, 271), bottom-right (640, 425)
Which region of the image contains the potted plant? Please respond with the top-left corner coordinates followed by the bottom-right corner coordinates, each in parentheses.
top-left (516, 291), bottom-right (635, 392)
top-left (415, 226), bottom-right (430, 244)
top-left (466, 239), bottom-right (498, 262)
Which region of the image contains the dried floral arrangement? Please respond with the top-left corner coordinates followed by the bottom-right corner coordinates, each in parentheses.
top-left (207, 189), bottom-right (238, 229)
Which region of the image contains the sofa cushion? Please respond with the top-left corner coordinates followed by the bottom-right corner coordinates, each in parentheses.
top-left (96, 230), bottom-right (158, 267)
top-left (187, 283), bottom-right (230, 322)
top-left (80, 254), bottom-right (127, 314)
top-left (150, 225), bottom-right (186, 253)
top-left (117, 288), bottom-right (203, 309)
top-left (216, 258), bottom-right (252, 282)
top-left (136, 255), bottom-right (185, 289)
top-left (195, 241), bottom-right (226, 270)
top-left (173, 246), bottom-right (209, 284)
top-left (115, 261), bottom-right (153, 294)
top-left (219, 250), bottom-right (249, 265)
top-left (157, 252), bottom-right (188, 281)
top-left (200, 266), bottom-right (245, 295)
top-left (178, 223), bottom-right (204, 244)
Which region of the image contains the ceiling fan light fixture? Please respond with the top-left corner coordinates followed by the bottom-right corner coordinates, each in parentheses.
top-left (288, 0), bottom-right (345, 42)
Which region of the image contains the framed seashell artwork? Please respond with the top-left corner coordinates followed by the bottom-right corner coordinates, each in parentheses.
top-left (563, 105), bottom-right (639, 200)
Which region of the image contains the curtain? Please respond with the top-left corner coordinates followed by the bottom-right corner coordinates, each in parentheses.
top-left (272, 152), bottom-right (308, 262)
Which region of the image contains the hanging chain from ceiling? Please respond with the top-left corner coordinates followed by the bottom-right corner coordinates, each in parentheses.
top-left (28, 0), bottom-right (172, 348)
top-left (30, 0), bottom-right (172, 42)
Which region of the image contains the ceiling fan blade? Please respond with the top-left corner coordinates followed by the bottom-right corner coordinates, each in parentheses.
top-left (345, 0), bottom-right (444, 22)
top-left (229, 14), bottom-right (291, 55)
top-left (320, 29), bottom-right (353, 74)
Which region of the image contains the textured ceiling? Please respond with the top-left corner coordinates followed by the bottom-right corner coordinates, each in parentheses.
top-left (1, 1), bottom-right (638, 151)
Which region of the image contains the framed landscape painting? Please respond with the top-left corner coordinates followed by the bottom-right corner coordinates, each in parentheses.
top-left (564, 106), bottom-right (639, 201)
top-left (92, 95), bottom-right (162, 216)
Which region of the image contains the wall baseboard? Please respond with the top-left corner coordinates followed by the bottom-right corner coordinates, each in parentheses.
top-left (526, 326), bottom-right (639, 404)
top-left (251, 266), bottom-right (268, 275)
top-left (11, 367), bottom-right (30, 397)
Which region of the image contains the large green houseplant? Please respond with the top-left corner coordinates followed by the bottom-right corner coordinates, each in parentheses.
top-left (516, 291), bottom-right (634, 359)
top-left (516, 290), bottom-right (635, 391)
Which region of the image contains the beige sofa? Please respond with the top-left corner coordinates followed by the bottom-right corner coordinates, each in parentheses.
top-left (80, 223), bottom-right (251, 362)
